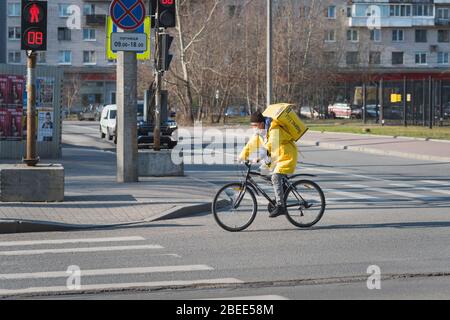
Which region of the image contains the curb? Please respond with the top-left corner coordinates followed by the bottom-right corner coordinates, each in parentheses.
top-left (300, 140), bottom-right (450, 163)
top-left (308, 129), bottom-right (450, 144)
top-left (0, 202), bottom-right (214, 234)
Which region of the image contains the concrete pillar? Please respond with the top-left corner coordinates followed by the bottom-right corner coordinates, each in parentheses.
top-left (116, 51), bottom-right (138, 183)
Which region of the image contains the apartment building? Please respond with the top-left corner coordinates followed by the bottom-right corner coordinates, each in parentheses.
top-left (0, 1), bottom-right (7, 64)
top-left (4, 0), bottom-right (116, 109)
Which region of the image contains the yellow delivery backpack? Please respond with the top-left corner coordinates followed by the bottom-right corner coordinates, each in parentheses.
top-left (262, 103), bottom-right (308, 142)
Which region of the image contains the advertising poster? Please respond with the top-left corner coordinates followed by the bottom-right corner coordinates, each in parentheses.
top-left (8, 108), bottom-right (22, 141)
top-left (38, 109), bottom-right (54, 142)
top-left (36, 77), bottom-right (54, 108)
top-left (7, 75), bottom-right (25, 107)
top-left (0, 76), bottom-right (9, 106)
top-left (0, 109), bottom-right (8, 140)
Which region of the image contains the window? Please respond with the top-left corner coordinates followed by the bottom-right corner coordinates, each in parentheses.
top-left (438, 52), bottom-right (449, 64)
top-left (59, 51), bottom-right (72, 64)
top-left (438, 30), bottom-right (449, 43)
top-left (415, 29), bottom-right (427, 43)
top-left (83, 51), bottom-right (96, 64)
top-left (369, 52), bottom-right (381, 65)
top-left (327, 6), bottom-right (336, 19)
top-left (347, 29), bottom-right (359, 42)
top-left (83, 29), bottom-right (96, 41)
top-left (58, 4), bottom-right (70, 17)
top-left (8, 27), bottom-right (21, 40)
top-left (413, 4), bottom-right (433, 17)
top-left (8, 51), bottom-right (21, 64)
top-left (392, 52), bottom-right (404, 65)
top-left (390, 5), bottom-right (411, 17)
top-left (58, 27), bottom-right (71, 41)
top-left (415, 52), bottom-right (427, 64)
top-left (37, 52), bottom-right (46, 64)
top-left (346, 52), bottom-right (359, 65)
top-left (370, 29), bottom-right (381, 42)
top-left (325, 30), bottom-right (336, 42)
top-left (437, 8), bottom-right (449, 20)
top-left (7, 3), bottom-right (21, 16)
top-left (392, 29), bottom-right (404, 42)
top-left (83, 4), bottom-right (95, 15)
top-left (299, 6), bottom-right (311, 18)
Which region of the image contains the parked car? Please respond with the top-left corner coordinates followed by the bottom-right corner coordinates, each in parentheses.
top-left (299, 106), bottom-right (319, 119)
top-left (99, 104), bottom-right (117, 143)
top-left (78, 105), bottom-right (101, 121)
top-left (137, 119), bottom-right (178, 149)
top-left (99, 104), bottom-right (178, 149)
top-left (351, 104), bottom-right (380, 119)
top-left (328, 102), bottom-right (352, 119)
top-left (224, 106), bottom-right (249, 117)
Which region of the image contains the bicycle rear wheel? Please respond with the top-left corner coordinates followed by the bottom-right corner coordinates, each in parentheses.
top-left (212, 183), bottom-right (257, 232)
top-left (284, 180), bottom-right (325, 228)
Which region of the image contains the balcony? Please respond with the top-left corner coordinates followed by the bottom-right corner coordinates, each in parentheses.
top-left (436, 18), bottom-right (450, 25)
top-left (85, 14), bottom-right (106, 26)
top-left (348, 16), bottom-right (435, 27)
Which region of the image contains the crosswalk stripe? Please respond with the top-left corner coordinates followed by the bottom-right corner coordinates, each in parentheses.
top-left (324, 188), bottom-right (379, 200)
top-left (0, 278), bottom-right (244, 296)
top-left (0, 265), bottom-right (214, 280)
top-left (0, 236), bottom-right (146, 247)
top-left (349, 184), bottom-right (425, 199)
top-left (420, 180), bottom-right (450, 186)
top-left (0, 245), bottom-right (164, 256)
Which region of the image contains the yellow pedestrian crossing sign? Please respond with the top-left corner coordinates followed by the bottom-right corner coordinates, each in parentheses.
top-left (106, 16), bottom-right (151, 60)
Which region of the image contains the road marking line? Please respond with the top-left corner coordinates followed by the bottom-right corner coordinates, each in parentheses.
top-left (324, 188), bottom-right (379, 200)
top-left (0, 265), bottom-right (214, 280)
top-left (203, 295), bottom-right (288, 300)
top-left (420, 180), bottom-right (450, 186)
top-left (349, 184), bottom-right (428, 199)
top-left (432, 189), bottom-right (450, 195)
top-left (0, 245), bottom-right (164, 256)
top-left (0, 278), bottom-right (244, 296)
top-left (0, 236), bottom-right (146, 247)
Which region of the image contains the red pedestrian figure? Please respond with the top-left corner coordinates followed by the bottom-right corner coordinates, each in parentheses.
top-left (29, 4), bottom-right (40, 23)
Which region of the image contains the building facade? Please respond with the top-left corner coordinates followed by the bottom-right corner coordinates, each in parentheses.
top-left (4, 0), bottom-right (116, 111)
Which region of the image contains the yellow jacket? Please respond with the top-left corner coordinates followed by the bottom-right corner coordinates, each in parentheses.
top-left (239, 120), bottom-right (298, 175)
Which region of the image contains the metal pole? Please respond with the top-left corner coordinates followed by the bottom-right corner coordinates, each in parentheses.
top-left (440, 80), bottom-right (444, 126)
top-left (153, 2), bottom-right (161, 150)
top-left (379, 78), bottom-right (384, 126)
top-left (362, 83), bottom-right (366, 124)
top-left (266, 0), bottom-right (272, 106)
top-left (422, 78), bottom-right (426, 126)
top-left (403, 76), bottom-right (407, 127)
top-left (23, 51), bottom-right (39, 166)
top-left (429, 76), bottom-right (433, 129)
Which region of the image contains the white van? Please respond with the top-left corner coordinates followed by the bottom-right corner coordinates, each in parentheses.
top-left (99, 104), bottom-right (117, 142)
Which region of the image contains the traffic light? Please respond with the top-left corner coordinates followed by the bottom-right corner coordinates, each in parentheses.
top-left (159, 33), bottom-right (173, 71)
top-left (158, 0), bottom-right (176, 28)
top-left (21, 0), bottom-right (47, 51)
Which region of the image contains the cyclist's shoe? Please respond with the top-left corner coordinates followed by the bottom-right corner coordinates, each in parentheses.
top-left (269, 205), bottom-right (286, 218)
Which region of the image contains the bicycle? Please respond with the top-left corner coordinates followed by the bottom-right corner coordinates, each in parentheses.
top-left (212, 161), bottom-right (326, 232)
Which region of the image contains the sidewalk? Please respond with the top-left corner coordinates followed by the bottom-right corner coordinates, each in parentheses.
top-left (0, 147), bottom-right (216, 233)
top-left (300, 131), bottom-right (450, 162)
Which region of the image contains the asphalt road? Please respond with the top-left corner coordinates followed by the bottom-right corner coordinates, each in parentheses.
top-left (0, 121), bottom-right (449, 300)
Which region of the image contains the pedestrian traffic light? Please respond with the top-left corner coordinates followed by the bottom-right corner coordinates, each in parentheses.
top-left (21, 0), bottom-right (47, 51)
top-left (159, 33), bottom-right (173, 71)
top-left (158, 0), bottom-right (176, 28)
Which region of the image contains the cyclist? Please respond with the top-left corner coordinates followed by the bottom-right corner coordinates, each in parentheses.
top-left (239, 111), bottom-right (298, 218)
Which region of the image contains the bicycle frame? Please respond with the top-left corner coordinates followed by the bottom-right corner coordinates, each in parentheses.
top-left (238, 162), bottom-right (316, 209)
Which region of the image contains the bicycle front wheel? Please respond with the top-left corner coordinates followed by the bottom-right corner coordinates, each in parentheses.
top-left (212, 183), bottom-right (257, 232)
top-left (284, 180), bottom-right (325, 228)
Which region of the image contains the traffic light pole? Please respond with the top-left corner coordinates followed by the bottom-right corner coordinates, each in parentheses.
top-left (154, 34), bottom-right (162, 151)
top-left (23, 50), bottom-right (39, 166)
